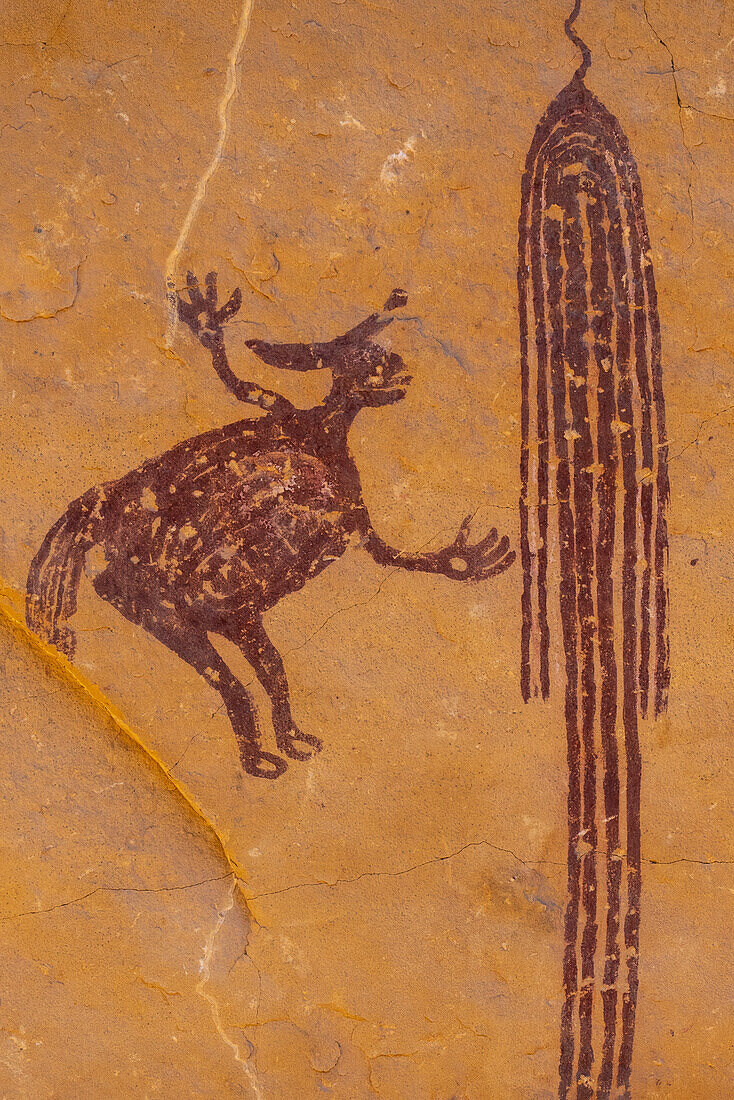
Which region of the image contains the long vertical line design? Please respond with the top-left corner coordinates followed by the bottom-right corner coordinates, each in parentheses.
top-left (517, 6), bottom-right (670, 1096)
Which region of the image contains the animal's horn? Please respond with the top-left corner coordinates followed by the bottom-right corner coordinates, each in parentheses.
top-left (383, 288), bottom-right (408, 311)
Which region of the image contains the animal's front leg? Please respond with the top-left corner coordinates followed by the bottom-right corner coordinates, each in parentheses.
top-left (229, 616), bottom-right (323, 762)
top-left (358, 509), bottom-right (516, 581)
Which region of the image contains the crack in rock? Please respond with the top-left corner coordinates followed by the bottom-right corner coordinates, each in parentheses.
top-left (0, 872), bottom-right (235, 923)
top-left (196, 877), bottom-right (263, 1099)
top-left (246, 838), bottom-right (732, 903)
top-left (247, 839), bottom-right (567, 901)
top-left (642, 0), bottom-right (696, 236)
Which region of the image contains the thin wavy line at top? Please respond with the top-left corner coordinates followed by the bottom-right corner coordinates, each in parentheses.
top-left (565, 0), bottom-right (591, 80)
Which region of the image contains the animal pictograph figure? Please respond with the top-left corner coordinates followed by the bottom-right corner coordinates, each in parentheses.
top-left (27, 273), bottom-right (515, 778)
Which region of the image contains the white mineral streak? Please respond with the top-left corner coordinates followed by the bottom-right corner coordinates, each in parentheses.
top-left (164, 0), bottom-right (255, 345)
top-left (380, 135), bottom-right (418, 185)
top-left (196, 877), bottom-right (263, 1098)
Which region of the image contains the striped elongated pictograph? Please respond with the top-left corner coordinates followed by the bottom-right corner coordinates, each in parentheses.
top-left (518, 5), bottom-right (670, 1096)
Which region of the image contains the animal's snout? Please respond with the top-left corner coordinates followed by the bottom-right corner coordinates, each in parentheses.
top-left (245, 338), bottom-right (280, 364)
top-left (383, 351), bottom-right (410, 385)
top-left (385, 351), bottom-right (404, 376)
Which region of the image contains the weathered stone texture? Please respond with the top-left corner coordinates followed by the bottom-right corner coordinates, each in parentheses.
top-left (0, 0), bottom-right (731, 1095)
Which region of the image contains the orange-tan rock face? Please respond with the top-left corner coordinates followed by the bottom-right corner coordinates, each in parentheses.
top-left (0, 0), bottom-right (731, 1096)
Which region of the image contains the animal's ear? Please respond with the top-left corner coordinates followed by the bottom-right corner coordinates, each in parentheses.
top-left (383, 288), bottom-right (408, 312)
top-left (245, 289), bottom-right (409, 371)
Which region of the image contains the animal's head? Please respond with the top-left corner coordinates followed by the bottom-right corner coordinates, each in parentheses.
top-left (329, 339), bottom-right (412, 408)
top-left (245, 288), bottom-right (411, 410)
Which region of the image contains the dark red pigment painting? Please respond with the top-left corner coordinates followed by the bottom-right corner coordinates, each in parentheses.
top-left (518, 5), bottom-right (670, 1098)
top-left (26, 274), bottom-right (514, 779)
top-left (21, 1), bottom-right (673, 1092)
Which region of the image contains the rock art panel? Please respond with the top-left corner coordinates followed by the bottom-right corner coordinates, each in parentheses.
top-left (0, 0), bottom-right (731, 1096)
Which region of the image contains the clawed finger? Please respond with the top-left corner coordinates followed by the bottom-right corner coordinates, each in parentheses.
top-left (205, 270), bottom-right (218, 303)
top-left (217, 285), bottom-right (242, 325)
top-left (482, 533), bottom-right (510, 565)
top-left (455, 514), bottom-right (473, 548)
top-left (176, 294), bottom-right (199, 331)
top-left (185, 270), bottom-right (202, 303)
top-left (468, 533), bottom-right (509, 570)
top-left (474, 526), bottom-right (498, 552)
top-left (473, 548), bottom-right (516, 581)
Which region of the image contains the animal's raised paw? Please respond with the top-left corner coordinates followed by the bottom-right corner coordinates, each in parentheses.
top-left (240, 748), bottom-right (288, 779)
top-left (276, 728), bottom-right (323, 761)
top-left (432, 516), bottom-right (517, 583)
top-left (175, 270), bottom-right (242, 342)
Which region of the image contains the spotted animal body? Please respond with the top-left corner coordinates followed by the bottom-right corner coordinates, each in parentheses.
top-left (28, 274), bottom-right (514, 778)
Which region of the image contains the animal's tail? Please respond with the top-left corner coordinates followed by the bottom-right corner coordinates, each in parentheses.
top-left (26, 489), bottom-right (105, 659)
top-left (518, 74), bottom-right (669, 1099)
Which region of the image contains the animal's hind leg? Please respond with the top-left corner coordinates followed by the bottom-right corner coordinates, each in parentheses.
top-left (147, 616), bottom-right (288, 779)
top-left (225, 615), bottom-right (323, 762)
top-left (93, 574), bottom-right (287, 778)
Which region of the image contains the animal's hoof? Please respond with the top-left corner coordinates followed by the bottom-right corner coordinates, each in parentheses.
top-left (241, 749), bottom-right (288, 779)
top-left (276, 729), bottom-right (323, 761)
